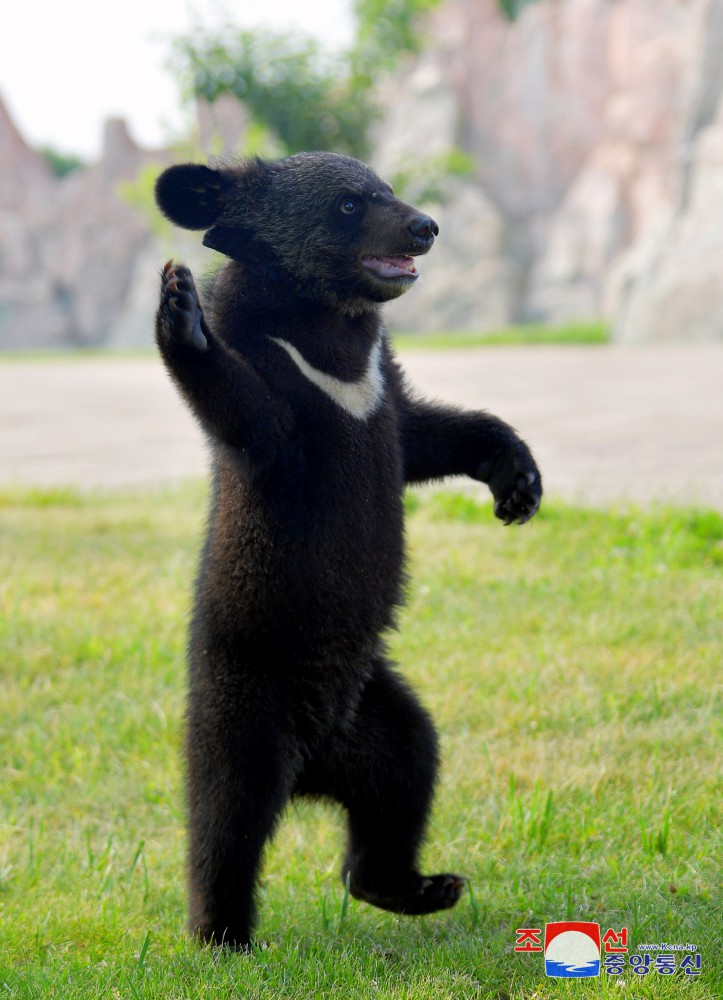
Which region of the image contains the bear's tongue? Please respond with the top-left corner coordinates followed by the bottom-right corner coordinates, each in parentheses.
top-left (362, 255), bottom-right (419, 279)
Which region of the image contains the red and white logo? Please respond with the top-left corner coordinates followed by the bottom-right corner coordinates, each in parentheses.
top-left (544, 922), bottom-right (601, 978)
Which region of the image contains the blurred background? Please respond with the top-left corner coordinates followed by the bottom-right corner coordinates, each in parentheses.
top-left (3, 7), bottom-right (721, 987)
top-left (3, 0), bottom-right (723, 349)
top-left (2, 0), bottom-right (722, 507)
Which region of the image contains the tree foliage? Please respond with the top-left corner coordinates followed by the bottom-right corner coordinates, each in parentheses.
top-left (351, 0), bottom-right (444, 86)
top-left (170, 27), bottom-right (373, 158)
top-left (38, 145), bottom-right (85, 178)
top-left (497, 0), bottom-right (542, 20)
top-left (169, 0), bottom-right (542, 157)
top-left (169, 0), bottom-right (447, 158)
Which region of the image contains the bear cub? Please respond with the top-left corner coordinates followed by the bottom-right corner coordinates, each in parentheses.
top-left (154, 152), bottom-right (542, 950)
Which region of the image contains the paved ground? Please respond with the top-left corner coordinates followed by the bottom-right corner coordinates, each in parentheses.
top-left (1, 345), bottom-right (722, 509)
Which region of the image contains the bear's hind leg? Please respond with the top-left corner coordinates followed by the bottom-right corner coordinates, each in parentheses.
top-left (296, 661), bottom-right (466, 915)
top-left (186, 681), bottom-right (297, 949)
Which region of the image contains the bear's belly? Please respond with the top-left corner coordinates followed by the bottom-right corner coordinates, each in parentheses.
top-left (197, 430), bottom-right (405, 664)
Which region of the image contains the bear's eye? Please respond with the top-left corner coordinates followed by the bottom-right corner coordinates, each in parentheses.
top-left (339, 197), bottom-right (360, 215)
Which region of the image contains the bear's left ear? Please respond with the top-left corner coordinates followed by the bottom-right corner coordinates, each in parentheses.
top-left (154, 163), bottom-right (233, 230)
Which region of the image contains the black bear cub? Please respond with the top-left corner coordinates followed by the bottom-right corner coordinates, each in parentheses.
top-left (154, 152), bottom-right (541, 949)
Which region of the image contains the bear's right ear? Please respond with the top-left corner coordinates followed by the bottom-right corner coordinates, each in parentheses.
top-left (154, 164), bottom-right (232, 230)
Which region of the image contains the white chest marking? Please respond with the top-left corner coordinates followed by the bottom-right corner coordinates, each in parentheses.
top-left (270, 337), bottom-right (384, 420)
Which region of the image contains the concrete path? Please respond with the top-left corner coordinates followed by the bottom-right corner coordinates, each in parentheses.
top-left (1, 345), bottom-right (722, 509)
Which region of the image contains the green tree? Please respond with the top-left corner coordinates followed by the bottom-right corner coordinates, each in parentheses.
top-left (497, 0), bottom-right (541, 20)
top-left (168, 0), bottom-right (542, 158)
top-left (351, 0), bottom-right (443, 86)
top-left (38, 145), bottom-right (85, 178)
top-left (169, 0), bottom-right (449, 158)
top-left (170, 27), bottom-right (373, 158)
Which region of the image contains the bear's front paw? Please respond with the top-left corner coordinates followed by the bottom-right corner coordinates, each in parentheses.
top-left (157, 261), bottom-right (208, 351)
top-left (477, 450), bottom-right (542, 526)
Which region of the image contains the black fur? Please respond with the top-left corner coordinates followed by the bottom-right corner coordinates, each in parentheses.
top-left (154, 152), bottom-right (542, 949)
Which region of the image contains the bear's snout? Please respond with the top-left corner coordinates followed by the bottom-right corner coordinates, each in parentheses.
top-left (407, 214), bottom-right (439, 251)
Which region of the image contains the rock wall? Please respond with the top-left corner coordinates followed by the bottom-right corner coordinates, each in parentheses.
top-left (609, 0), bottom-right (723, 342)
top-left (381, 0), bottom-right (723, 340)
top-left (3, 0), bottom-right (723, 346)
top-left (0, 92), bottom-right (255, 349)
top-left (0, 107), bottom-right (168, 349)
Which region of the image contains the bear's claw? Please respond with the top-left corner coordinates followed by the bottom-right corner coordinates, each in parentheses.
top-left (478, 454), bottom-right (541, 525)
top-left (495, 471), bottom-right (541, 525)
top-left (159, 261), bottom-right (208, 351)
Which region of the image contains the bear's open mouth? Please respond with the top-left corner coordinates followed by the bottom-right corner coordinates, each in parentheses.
top-left (361, 255), bottom-right (419, 280)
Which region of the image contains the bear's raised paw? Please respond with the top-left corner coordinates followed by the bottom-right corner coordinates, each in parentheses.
top-left (158, 261), bottom-right (208, 351)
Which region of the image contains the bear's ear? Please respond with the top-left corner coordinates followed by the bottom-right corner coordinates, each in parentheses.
top-left (154, 164), bottom-right (232, 230)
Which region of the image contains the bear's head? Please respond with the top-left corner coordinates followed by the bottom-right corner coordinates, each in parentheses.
top-left (154, 152), bottom-right (438, 314)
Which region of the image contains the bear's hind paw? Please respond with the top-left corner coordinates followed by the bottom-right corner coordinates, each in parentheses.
top-left (350, 870), bottom-right (467, 915)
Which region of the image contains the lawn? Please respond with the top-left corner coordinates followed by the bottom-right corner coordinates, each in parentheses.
top-left (391, 321), bottom-right (609, 350)
top-left (0, 320), bottom-right (610, 362)
top-left (0, 484), bottom-right (720, 999)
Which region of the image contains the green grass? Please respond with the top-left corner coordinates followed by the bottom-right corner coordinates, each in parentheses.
top-left (0, 321), bottom-right (609, 362)
top-left (392, 321), bottom-right (609, 350)
top-left (0, 349), bottom-right (157, 362)
top-left (1, 484), bottom-right (720, 999)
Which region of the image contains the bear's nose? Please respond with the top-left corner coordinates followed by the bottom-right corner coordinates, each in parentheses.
top-left (408, 214), bottom-right (439, 246)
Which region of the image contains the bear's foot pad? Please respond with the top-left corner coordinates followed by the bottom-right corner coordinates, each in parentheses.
top-left (160, 261), bottom-right (208, 351)
top-left (350, 871), bottom-right (467, 915)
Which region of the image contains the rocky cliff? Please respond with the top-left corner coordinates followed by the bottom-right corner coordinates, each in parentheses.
top-left (381, 0), bottom-right (723, 341)
top-left (2, 0), bottom-right (723, 346)
top-left (0, 107), bottom-right (168, 349)
top-left (0, 93), bottom-right (260, 349)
